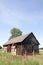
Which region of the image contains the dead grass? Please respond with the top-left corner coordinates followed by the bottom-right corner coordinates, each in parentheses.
top-left (0, 49), bottom-right (43, 65)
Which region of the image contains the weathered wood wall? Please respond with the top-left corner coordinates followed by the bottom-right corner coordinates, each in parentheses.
top-left (3, 33), bottom-right (39, 55)
top-left (3, 46), bottom-right (7, 53)
top-left (11, 45), bottom-right (16, 55)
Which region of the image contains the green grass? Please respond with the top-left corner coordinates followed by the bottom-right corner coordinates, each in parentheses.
top-left (0, 49), bottom-right (43, 65)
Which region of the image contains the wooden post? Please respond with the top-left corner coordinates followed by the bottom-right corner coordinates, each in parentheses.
top-left (25, 49), bottom-right (26, 56)
top-left (33, 49), bottom-right (34, 56)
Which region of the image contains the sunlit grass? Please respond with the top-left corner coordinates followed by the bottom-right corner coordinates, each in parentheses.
top-left (0, 49), bottom-right (43, 65)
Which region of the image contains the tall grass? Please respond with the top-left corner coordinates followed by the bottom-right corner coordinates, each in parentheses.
top-left (0, 50), bottom-right (43, 65)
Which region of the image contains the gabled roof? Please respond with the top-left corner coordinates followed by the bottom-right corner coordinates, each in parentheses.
top-left (3, 32), bottom-right (40, 46)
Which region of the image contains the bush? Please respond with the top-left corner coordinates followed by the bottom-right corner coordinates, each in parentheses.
top-left (0, 46), bottom-right (2, 49)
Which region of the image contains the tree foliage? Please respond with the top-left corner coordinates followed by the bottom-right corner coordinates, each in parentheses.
top-left (0, 46), bottom-right (2, 49)
top-left (9, 28), bottom-right (22, 40)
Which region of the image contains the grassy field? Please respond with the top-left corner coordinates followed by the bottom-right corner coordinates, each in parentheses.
top-left (0, 50), bottom-right (43, 65)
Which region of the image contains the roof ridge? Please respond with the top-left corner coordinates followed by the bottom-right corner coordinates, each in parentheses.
top-left (3, 32), bottom-right (33, 45)
top-left (9, 32), bottom-right (33, 40)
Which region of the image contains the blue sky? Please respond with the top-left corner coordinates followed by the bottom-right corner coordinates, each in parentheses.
top-left (0, 0), bottom-right (43, 47)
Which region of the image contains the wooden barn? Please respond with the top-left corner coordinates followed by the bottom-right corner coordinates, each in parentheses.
top-left (3, 32), bottom-right (40, 55)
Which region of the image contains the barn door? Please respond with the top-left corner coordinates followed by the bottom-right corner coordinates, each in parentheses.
top-left (7, 45), bottom-right (11, 52)
top-left (16, 45), bottom-right (22, 55)
top-left (16, 46), bottom-right (20, 55)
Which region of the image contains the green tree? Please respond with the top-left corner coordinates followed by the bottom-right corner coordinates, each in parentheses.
top-left (0, 46), bottom-right (2, 49)
top-left (9, 28), bottom-right (22, 40)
